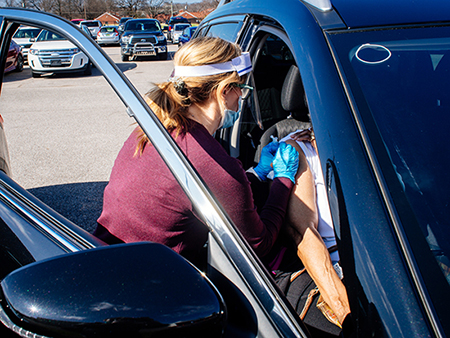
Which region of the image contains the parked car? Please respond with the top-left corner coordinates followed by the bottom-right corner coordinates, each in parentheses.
top-left (96, 25), bottom-right (120, 46)
top-left (12, 25), bottom-right (41, 62)
top-left (4, 40), bottom-right (23, 73)
top-left (191, 0), bottom-right (450, 336)
top-left (178, 26), bottom-right (197, 47)
top-left (70, 18), bottom-right (84, 26)
top-left (171, 23), bottom-right (191, 44)
top-left (28, 29), bottom-right (91, 77)
top-left (79, 20), bottom-right (101, 39)
top-left (167, 16), bottom-right (189, 42)
top-left (1, 0), bottom-right (450, 336)
top-left (120, 18), bottom-right (167, 61)
top-left (117, 16), bottom-right (133, 34)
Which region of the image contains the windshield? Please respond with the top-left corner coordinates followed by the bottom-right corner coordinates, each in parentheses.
top-left (120, 17), bottom-right (132, 24)
top-left (175, 24), bottom-right (190, 32)
top-left (81, 21), bottom-right (100, 27)
top-left (36, 30), bottom-right (65, 41)
top-left (329, 25), bottom-right (450, 303)
top-left (100, 27), bottom-right (118, 33)
top-left (13, 27), bottom-right (41, 39)
top-left (125, 20), bottom-right (159, 32)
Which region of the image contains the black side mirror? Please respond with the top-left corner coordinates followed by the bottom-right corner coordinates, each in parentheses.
top-left (0, 243), bottom-right (226, 337)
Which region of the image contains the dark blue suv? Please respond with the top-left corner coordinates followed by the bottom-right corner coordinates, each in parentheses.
top-left (194, 0), bottom-right (450, 336)
top-left (120, 18), bottom-right (167, 61)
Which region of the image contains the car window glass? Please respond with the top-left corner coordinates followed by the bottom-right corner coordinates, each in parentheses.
top-left (175, 24), bottom-right (190, 31)
top-left (236, 33), bottom-right (305, 168)
top-left (205, 22), bottom-right (243, 42)
top-left (82, 22), bottom-right (100, 27)
top-left (14, 28), bottom-right (41, 39)
top-left (330, 27), bottom-right (450, 293)
top-left (195, 25), bottom-right (209, 38)
top-left (101, 27), bottom-right (117, 33)
top-left (37, 30), bottom-right (65, 41)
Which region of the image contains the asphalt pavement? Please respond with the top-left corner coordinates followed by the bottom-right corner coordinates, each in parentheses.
top-left (0, 44), bottom-right (179, 232)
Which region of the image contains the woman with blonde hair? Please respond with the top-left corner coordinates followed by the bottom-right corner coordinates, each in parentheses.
top-left (94, 37), bottom-right (299, 267)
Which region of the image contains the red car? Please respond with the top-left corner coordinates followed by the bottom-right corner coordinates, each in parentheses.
top-left (4, 39), bottom-right (23, 73)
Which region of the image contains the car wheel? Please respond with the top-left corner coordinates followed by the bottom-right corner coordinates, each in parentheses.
top-left (159, 52), bottom-right (168, 61)
top-left (84, 62), bottom-right (92, 75)
top-left (122, 54), bottom-right (129, 62)
top-left (31, 71), bottom-right (40, 78)
top-left (15, 54), bottom-right (23, 72)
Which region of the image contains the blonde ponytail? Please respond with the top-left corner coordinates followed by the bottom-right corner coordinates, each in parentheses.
top-left (135, 37), bottom-right (245, 155)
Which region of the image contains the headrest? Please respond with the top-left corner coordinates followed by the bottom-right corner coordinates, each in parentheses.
top-left (281, 65), bottom-right (309, 121)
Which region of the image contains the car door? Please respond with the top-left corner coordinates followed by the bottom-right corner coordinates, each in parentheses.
top-left (196, 4), bottom-right (439, 336)
top-left (0, 8), bottom-right (311, 338)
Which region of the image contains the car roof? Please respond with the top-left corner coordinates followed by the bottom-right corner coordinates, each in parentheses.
top-left (216, 0), bottom-right (450, 29)
top-left (332, 0), bottom-right (450, 28)
top-left (127, 18), bottom-right (158, 22)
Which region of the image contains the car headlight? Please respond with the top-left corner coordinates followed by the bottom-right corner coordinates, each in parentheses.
top-left (122, 36), bottom-right (130, 44)
top-left (157, 35), bottom-right (165, 41)
top-left (28, 48), bottom-right (39, 55)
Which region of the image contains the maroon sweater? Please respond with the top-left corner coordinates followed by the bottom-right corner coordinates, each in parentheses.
top-left (96, 121), bottom-right (293, 261)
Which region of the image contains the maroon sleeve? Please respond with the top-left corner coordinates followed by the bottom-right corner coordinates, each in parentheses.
top-left (239, 174), bottom-right (294, 257)
top-left (204, 159), bottom-right (293, 258)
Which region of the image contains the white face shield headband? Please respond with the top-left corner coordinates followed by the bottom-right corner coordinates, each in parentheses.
top-left (172, 52), bottom-right (253, 77)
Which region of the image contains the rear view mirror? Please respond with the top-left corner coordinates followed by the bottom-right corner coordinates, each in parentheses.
top-left (0, 243), bottom-right (226, 337)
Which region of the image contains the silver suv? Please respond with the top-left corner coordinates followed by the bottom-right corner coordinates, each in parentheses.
top-left (80, 20), bottom-right (101, 39)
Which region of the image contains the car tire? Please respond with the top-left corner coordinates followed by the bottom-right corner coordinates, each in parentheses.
top-left (122, 54), bottom-right (129, 62)
top-left (31, 71), bottom-right (40, 78)
top-left (159, 52), bottom-right (168, 60)
top-left (15, 54), bottom-right (23, 72)
top-left (84, 62), bottom-right (92, 75)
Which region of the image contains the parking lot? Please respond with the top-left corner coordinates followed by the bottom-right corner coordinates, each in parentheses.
top-left (0, 44), bottom-right (178, 231)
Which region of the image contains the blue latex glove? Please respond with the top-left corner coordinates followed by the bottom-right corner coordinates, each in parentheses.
top-left (253, 140), bottom-right (279, 180)
top-left (273, 142), bottom-right (299, 184)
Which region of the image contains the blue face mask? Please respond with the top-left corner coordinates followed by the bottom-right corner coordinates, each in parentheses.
top-left (219, 97), bottom-right (242, 129)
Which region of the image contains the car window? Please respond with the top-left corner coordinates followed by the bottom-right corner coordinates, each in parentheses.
top-left (330, 26), bottom-right (450, 317)
top-left (125, 21), bottom-right (159, 32)
top-left (100, 27), bottom-right (117, 33)
top-left (13, 28), bottom-right (41, 39)
top-left (119, 17), bottom-right (132, 24)
top-left (205, 22), bottom-right (243, 42)
top-left (82, 22), bottom-right (100, 27)
top-left (37, 30), bottom-right (65, 41)
top-left (175, 24), bottom-right (190, 32)
top-left (225, 30), bottom-right (304, 168)
top-left (142, 22), bottom-right (159, 31)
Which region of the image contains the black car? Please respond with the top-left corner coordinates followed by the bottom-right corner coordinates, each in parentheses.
top-left (120, 18), bottom-right (167, 61)
top-left (1, 0), bottom-right (450, 337)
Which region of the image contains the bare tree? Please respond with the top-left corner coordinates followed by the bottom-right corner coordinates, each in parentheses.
top-left (116, 0), bottom-right (145, 17)
top-left (142, 0), bottom-right (165, 18)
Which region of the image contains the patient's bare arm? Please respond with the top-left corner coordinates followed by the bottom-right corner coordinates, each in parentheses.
top-left (284, 139), bottom-right (350, 324)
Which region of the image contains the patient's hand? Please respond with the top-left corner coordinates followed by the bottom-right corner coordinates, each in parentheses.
top-left (290, 128), bottom-right (317, 152)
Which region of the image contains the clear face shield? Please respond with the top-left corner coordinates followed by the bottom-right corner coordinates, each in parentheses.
top-left (243, 72), bottom-right (263, 130)
top-left (171, 52), bottom-right (263, 129)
